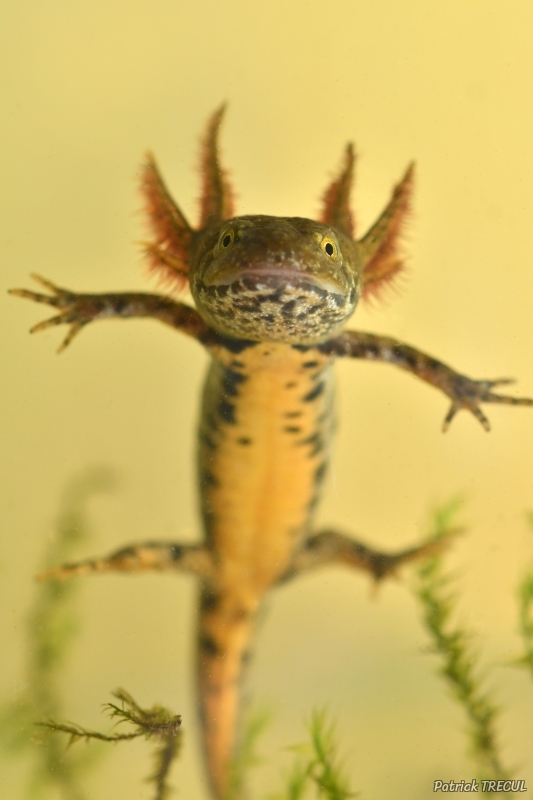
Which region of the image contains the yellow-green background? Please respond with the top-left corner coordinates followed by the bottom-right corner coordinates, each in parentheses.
top-left (2, 2), bottom-right (533, 797)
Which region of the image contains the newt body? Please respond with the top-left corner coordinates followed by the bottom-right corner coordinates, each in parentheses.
top-left (11, 108), bottom-right (533, 800)
top-left (197, 341), bottom-right (335, 787)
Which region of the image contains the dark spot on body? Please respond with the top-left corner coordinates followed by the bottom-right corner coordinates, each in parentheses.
top-left (314, 462), bottom-right (327, 484)
top-left (284, 426), bottom-right (302, 434)
top-left (237, 436), bottom-right (252, 445)
top-left (218, 399), bottom-right (236, 424)
top-left (299, 431), bottom-right (324, 456)
top-left (217, 336), bottom-right (256, 354)
top-left (292, 345), bottom-right (310, 353)
top-left (263, 314), bottom-right (275, 323)
top-left (199, 635), bottom-right (223, 657)
top-left (231, 360), bottom-right (245, 368)
top-left (305, 536), bottom-right (322, 552)
top-left (303, 382), bottom-right (325, 402)
top-left (397, 348), bottom-right (416, 368)
top-left (170, 545), bottom-right (183, 560)
top-left (205, 413), bottom-right (219, 432)
top-left (309, 438), bottom-right (324, 457)
top-left (222, 367), bottom-right (248, 398)
top-left (207, 306), bottom-right (233, 320)
top-left (203, 471), bottom-right (219, 487)
top-left (254, 290), bottom-right (284, 305)
top-left (284, 410), bottom-right (302, 418)
top-left (200, 591), bottom-right (221, 612)
top-left (307, 492), bottom-right (320, 512)
top-left (285, 381), bottom-right (297, 389)
top-left (281, 299), bottom-right (297, 317)
top-left (200, 432), bottom-right (217, 450)
top-left (234, 303), bottom-right (261, 314)
top-left (303, 360), bottom-right (319, 368)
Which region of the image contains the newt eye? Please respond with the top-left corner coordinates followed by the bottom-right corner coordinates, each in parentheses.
top-left (320, 235), bottom-right (339, 260)
top-left (218, 228), bottom-right (235, 250)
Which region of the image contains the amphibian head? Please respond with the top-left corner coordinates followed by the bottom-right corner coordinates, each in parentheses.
top-left (141, 106), bottom-right (413, 345)
top-left (189, 214), bottom-right (361, 344)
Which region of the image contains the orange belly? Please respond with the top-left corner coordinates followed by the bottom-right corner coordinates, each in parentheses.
top-left (195, 341), bottom-right (334, 798)
top-left (199, 343), bottom-right (333, 592)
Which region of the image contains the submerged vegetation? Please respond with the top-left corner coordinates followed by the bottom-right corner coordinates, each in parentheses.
top-left (226, 709), bottom-right (271, 800)
top-left (277, 710), bottom-right (357, 800)
top-left (413, 500), bottom-right (510, 787)
top-left (39, 689), bottom-right (182, 800)
top-left (514, 512), bottom-right (533, 678)
top-left (3, 488), bottom-right (533, 797)
top-left (0, 467), bottom-right (115, 800)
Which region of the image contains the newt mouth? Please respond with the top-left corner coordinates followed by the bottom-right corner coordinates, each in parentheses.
top-left (194, 264), bottom-right (356, 344)
top-left (211, 268), bottom-right (346, 298)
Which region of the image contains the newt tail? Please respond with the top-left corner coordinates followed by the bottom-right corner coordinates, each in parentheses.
top-left (11, 107), bottom-right (533, 799)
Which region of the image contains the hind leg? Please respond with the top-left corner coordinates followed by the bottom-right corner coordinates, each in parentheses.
top-left (38, 541), bottom-right (214, 581)
top-left (280, 527), bottom-right (458, 584)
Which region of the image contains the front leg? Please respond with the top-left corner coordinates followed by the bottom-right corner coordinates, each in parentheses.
top-left (38, 541), bottom-right (214, 581)
top-left (322, 330), bottom-right (533, 431)
top-left (9, 274), bottom-right (212, 351)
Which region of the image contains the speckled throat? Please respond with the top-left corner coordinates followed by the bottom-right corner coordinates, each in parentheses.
top-left (193, 274), bottom-right (356, 344)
